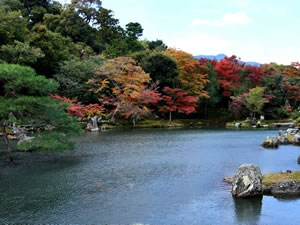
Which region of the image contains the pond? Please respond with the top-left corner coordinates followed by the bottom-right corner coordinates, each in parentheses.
top-left (0, 128), bottom-right (300, 224)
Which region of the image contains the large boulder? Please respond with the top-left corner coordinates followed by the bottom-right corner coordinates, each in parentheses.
top-left (262, 136), bottom-right (279, 148)
top-left (292, 134), bottom-right (300, 145)
top-left (269, 180), bottom-right (300, 196)
top-left (232, 164), bottom-right (263, 197)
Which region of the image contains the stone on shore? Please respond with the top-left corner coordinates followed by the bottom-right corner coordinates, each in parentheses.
top-left (269, 180), bottom-right (300, 196)
top-left (232, 164), bottom-right (263, 197)
top-left (262, 136), bottom-right (279, 148)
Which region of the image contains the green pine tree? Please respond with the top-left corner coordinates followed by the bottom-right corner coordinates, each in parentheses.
top-left (0, 64), bottom-right (81, 161)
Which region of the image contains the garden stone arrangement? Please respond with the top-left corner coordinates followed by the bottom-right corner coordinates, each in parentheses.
top-left (225, 164), bottom-right (300, 198)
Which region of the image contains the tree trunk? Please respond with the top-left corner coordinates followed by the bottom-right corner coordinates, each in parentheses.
top-left (1, 124), bottom-right (13, 161)
top-left (204, 101), bottom-right (208, 118)
top-left (169, 111), bottom-right (172, 123)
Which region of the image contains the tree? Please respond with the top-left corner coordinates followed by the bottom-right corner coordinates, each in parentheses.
top-left (92, 57), bottom-right (151, 97)
top-left (54, 56), bottom-right (103, 104)
top-left (202, 62), bottom-right (221, 116)
top-left (125, 22), bottom-right (143, 40)
top-left (132, 51), bottom-right (178, 88)
top-left (244, 65), bottom-right (265, 86)
top-left (284, 82), bottom-right (300, 109)
top-left (0, 10), bottom-right (30, 46)
top-left (0, 0), bottom-right (24, 12)
top-left (163, 49), bottom-right (209, 97)
top-left (70, 0), bottom-right (102, 25)
top-left (146, 39), bottom-right (167, 51)
top-left (0, 40), bottom-right (44, 65)
top-left (229, 94), bottom-right (248, 120)
top-left (19, 0), bottom-right (61, 26)
top-left (50, 95), bottom-right (104, 119)
top-left (214, 55), bottom-right (242, 96)
top-left (245, 87), bottom-right (268, 119)
top-left (0, 64), bottom-right (81, 161)
top-left (31, 24), bottom-right (73, 76)
top-left (88, 57), bottom-right (151, 122)
top-left (96, 7), bottom-right (124, 45)
top-left (119, 85), bottom-right (162, 126)
top-left (159, 87), bottom-right (198, 122)
top-left (283, 62), bottom-right (300, 78)
top-left (261, 74), bottom-right (286, 108)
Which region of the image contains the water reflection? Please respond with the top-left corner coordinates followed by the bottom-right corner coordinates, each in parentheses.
top-left (234, 196), bottom-right (262, 224)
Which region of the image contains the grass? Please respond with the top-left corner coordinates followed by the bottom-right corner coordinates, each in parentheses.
top-left (262, 171), bottom-right (300, 186)
top-left (135, 119), bottom-right (204, 128)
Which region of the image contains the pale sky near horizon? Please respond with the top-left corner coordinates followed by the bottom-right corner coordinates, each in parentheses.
top-left (58, 0), bottom-right (300, 64)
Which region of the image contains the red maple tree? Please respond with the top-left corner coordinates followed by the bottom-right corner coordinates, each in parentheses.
top-left (50, 95), bottom-right (104, 119)
top-left (214, 56), bottom-right (242, 96)
top-left (244, 65), bottom-right (265, 86)
top-left (159, 87), bottom-right (198, 122)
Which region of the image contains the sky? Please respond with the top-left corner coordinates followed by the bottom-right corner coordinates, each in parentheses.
top-left (58, 0), bottom-right (300, 64)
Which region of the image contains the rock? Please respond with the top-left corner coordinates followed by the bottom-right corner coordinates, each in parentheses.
top-left (232, 164), bottom-right (263, 197)
top-left (262, 185), bottom-right (272, 195)
top-left (262, 136), bottom-right (279, 148)
top-left (292, 134), bottom-right (300, 145)
top-left (273, 122), bottom-right (295, 128)
top-left (263, 125), bottom-right (269, 128)
top-left (7, 135), bottom-right (17, 140)
top-left (8, 112), bottom-right (17, 121)
top-left (256, 121), bottom-right (261, 128)
top-left (86, 115), bottom-right (101, 132)
top-left (286, 128), bottom-right (299, 135)
top-left (297, 156), bottom-right (300, 164)
top-left (280, 170), bottom-right (292, 174)
top-left (234, 122), bottom-right (241, 128)
top-left (17, 136), bottom-right (34, 146)
top-left (270, 180), bottom-right (300, 196)
top-left (277, 135), bottom-right (290, 145)
top-left (224, 176), bottom-right (233, 184)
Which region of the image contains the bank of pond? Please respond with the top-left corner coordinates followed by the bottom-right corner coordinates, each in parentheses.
top-left (0, 128), bottom-right (300, 224)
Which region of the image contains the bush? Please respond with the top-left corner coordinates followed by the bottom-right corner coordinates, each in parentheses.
top-left (277, 107), bottom-right (289, 118)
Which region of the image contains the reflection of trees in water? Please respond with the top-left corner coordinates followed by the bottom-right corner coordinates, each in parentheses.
top-left (234, 196), bottom-right (262, 224)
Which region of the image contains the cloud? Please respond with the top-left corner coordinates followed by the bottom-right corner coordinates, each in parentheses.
top-left (165, 33), bottom-right (232, 56)
top-left (192, 12), bottom-right (252, 26)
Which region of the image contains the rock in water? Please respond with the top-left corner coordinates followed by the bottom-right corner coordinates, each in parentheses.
top-left (224, 176), bottom-right (233, 184)
top-left (270, 180), bottom-right (300, 196)
top-left (297, 156), bottom-right (300, 164)
top-left (262, 136), bottom-right (279, 148)
top-left (292, 134), bottom-right (300, 145)
top-left (232, 164), bottom-right (263, 197)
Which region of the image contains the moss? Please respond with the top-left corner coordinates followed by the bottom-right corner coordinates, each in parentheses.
top-left (262, 171), bottom-right (300, 186)
top-left (135, 119), bottom-right (203, 128)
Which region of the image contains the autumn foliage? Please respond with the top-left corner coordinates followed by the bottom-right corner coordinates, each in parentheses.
top-left (163, 49), bottom-right (209, 97)
top-left (214, 56), bottom-right (242, 96)
top-left (50, 95), bottom-right (104, 119)
top-left (159, 87), bottom-right (198, 121)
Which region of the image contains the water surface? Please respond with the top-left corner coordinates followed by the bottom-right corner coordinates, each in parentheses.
top-left (0, 128), bottom-right (299, 224)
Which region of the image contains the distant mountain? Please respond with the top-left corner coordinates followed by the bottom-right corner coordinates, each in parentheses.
top-left (195, 54), bottom-right (260, 66)
top-left (195, 54), bottom-right (227, 61)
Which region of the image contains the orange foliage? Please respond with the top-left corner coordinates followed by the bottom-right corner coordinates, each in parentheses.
top-left (163, 48), bottom-right (209, 98)
top-left (89, 57), bottom-right (151, 99)
top-left (283, 62), bottom-right (300, 78)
